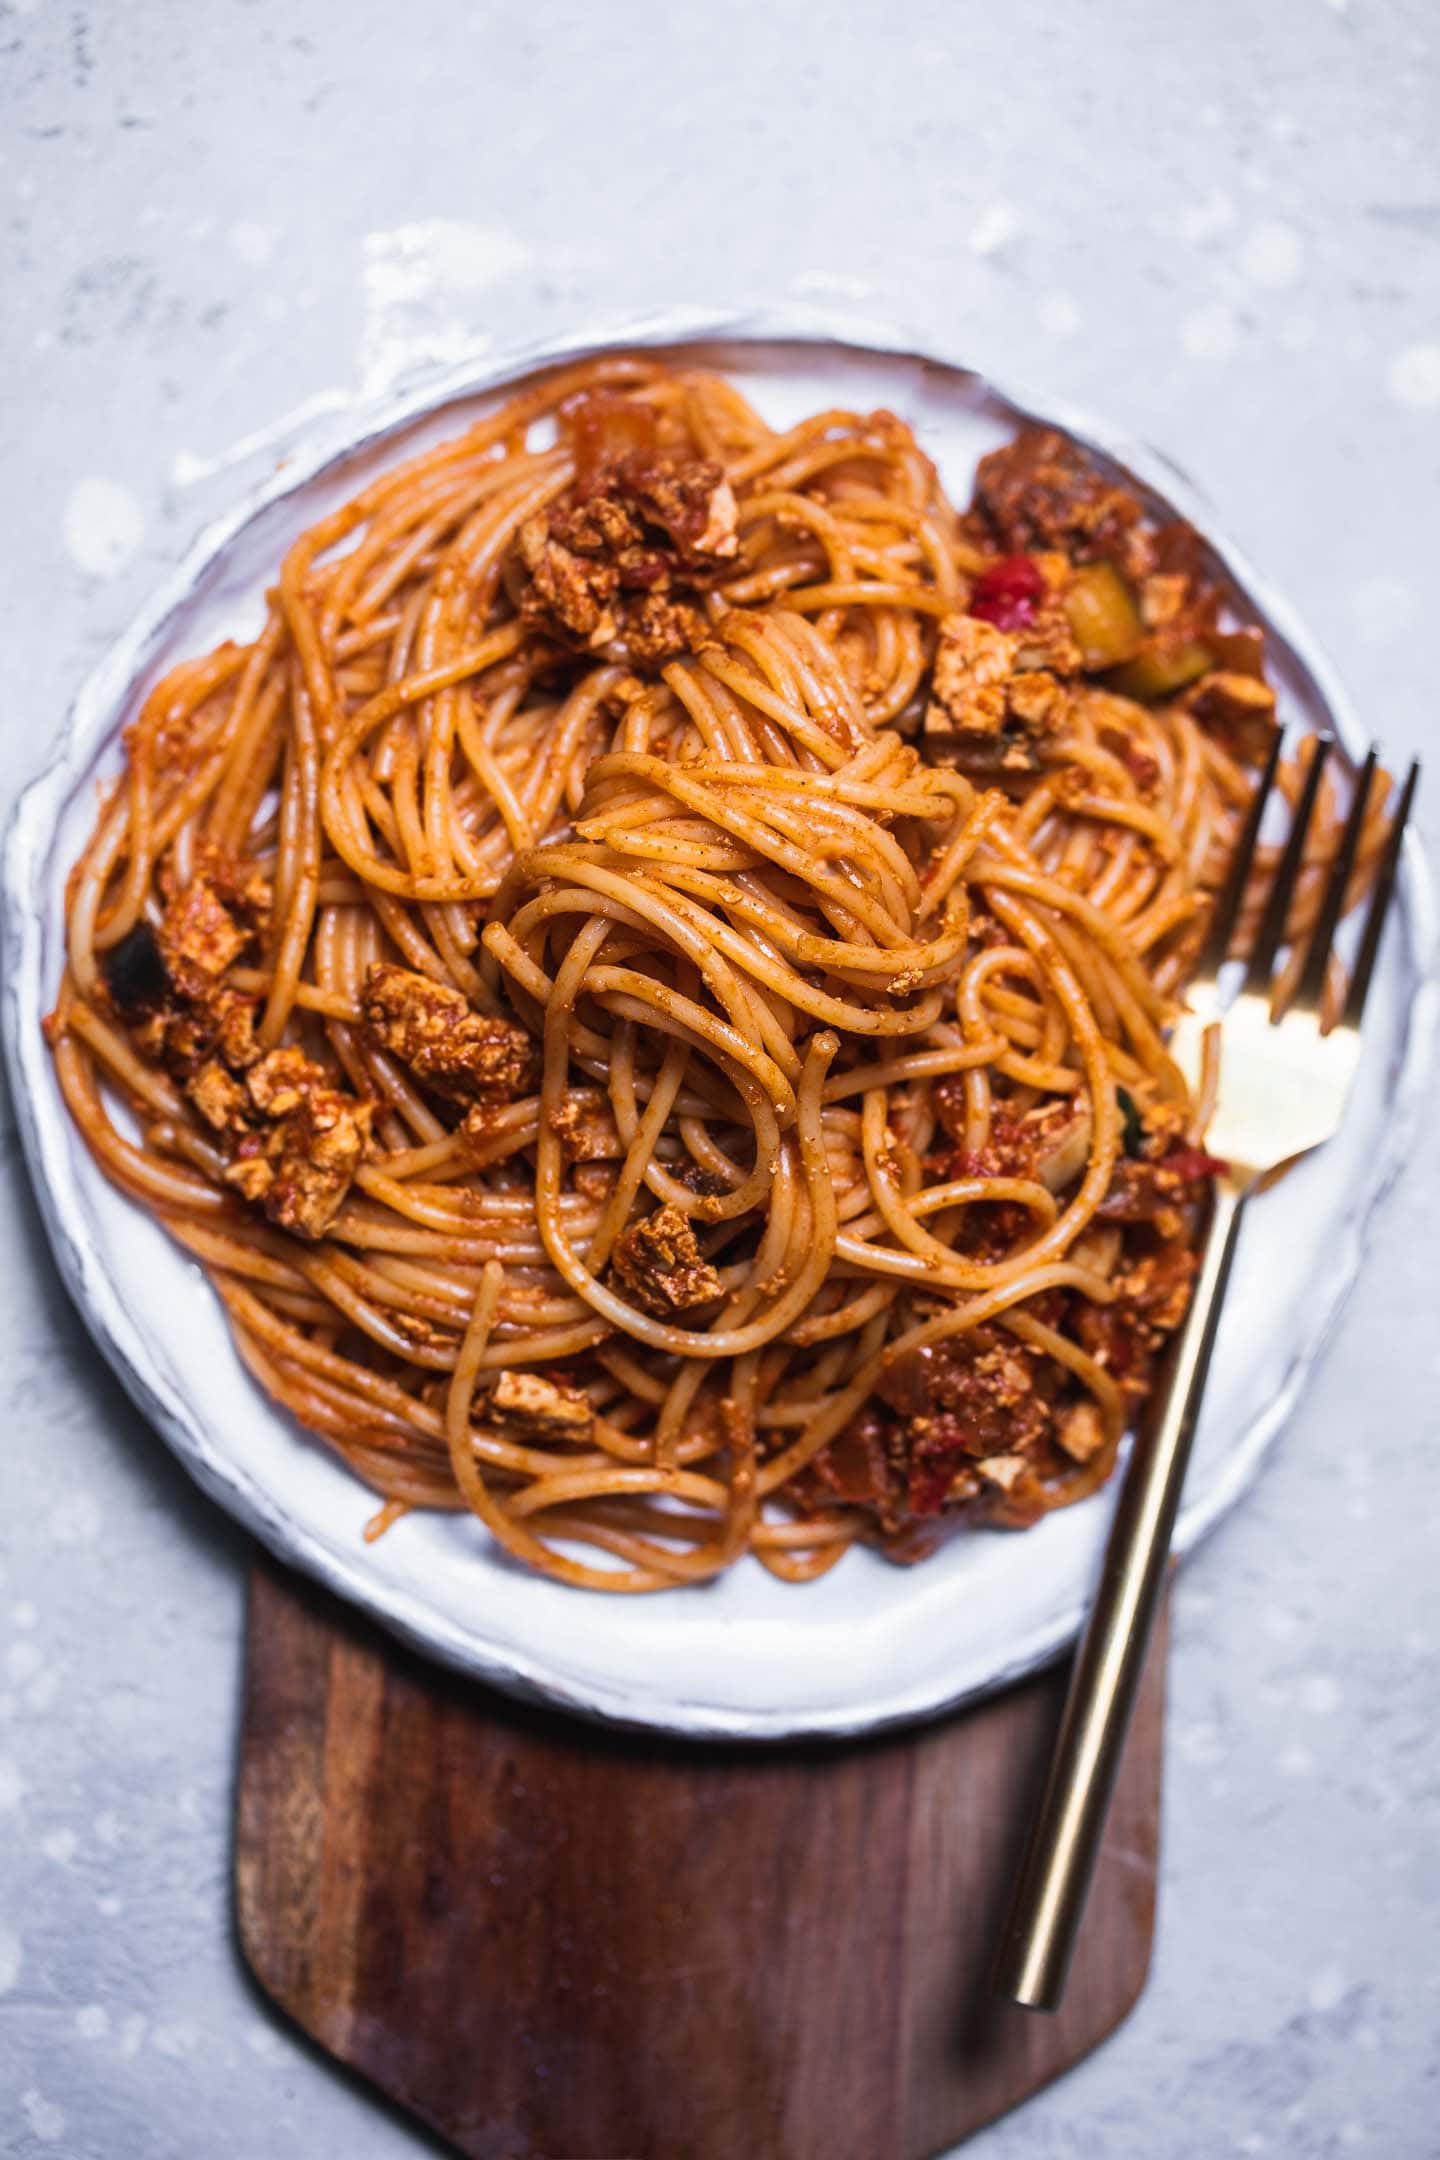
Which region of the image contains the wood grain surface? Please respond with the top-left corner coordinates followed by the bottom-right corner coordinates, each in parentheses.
top-left (236, 1553), bottom-right (1167, 2160)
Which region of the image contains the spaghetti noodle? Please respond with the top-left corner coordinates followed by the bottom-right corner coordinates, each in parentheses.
top-left (47, 357), bottom-right (1393, 1590)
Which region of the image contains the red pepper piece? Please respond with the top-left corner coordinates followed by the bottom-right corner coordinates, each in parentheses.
top-left (970, 553), bottom-right (1046, 632)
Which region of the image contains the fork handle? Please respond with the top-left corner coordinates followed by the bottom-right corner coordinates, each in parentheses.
top-left (993, 1180), bottom-right (1246, 2011)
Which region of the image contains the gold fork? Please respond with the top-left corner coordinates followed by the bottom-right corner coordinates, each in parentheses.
top-left (993, 734), bottom-right (1419, 2012)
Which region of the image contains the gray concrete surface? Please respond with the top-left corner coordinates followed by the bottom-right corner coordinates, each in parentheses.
top-left (2, 2), bottom-right (1438, 2153)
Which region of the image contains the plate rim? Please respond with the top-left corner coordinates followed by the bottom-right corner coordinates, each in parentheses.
top-left (5, 302), bottom-right (1436, 1740)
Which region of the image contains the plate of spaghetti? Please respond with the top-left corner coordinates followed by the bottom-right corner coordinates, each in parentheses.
top-left (5, 311), bottom-right (1433, 1736)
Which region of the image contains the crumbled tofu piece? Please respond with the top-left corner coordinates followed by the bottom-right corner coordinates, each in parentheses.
top-left (1185, 670), bottom-right (1277, 759)
top-left (927, 614), bottom-right (1017, 736)
top-left (391, 1311), bottom-right (456, 1353)
top-left (976, 1453), bottom-right (1028, 1492)
top-left (1016, 610), bottom-right (1083, 681)
top-left (623, 589), bottom-right (708, 665)
top-left (516, 513), bottom-right (620, 647)
top-left (1006, 669), bottom-right (1066, 731)
top-left (1057, 1401), bottom-right (1107, 1464)
top-left (214, 992), bottom-right (262, 1070)
top-left (511, 451), bottom-right (735, 668)
top-left (487, 1369), bottom-right (593, 1442)
top-left (361, 964), bottom-right (537, 1102)
top-left (547, 1086), bottom-right (625, 1161)
top-left (572, 1162), bottom-right (617, 1201)
top-left (1139, 572), bottom-right (1190, 630)
top-left (194, 844), bottom-right (273, 935)
top-left (619, 456), bottom-right (739, 566)
top-left (224, 1153), bottom-right (274, 1204)
top-left (240, 1084), bottom-right (373, 1241)
top-left (223, 1047), bottom-right (373, 1240)
top-left (246, 1045), bottom-right (321, 1119)
top-left (186, 1058), bottom-right (250, 1133)
top-left (157, 876), bottom-right (247, 999)
top-left (611, 1204), bottom-right (724, 1316)
top-left (972, 426), bottom-right (1154, 581)
top-left (694, 476), bottom-right (740, 559)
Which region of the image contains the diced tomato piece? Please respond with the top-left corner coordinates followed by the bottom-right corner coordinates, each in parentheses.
top-left (1164, 1146), bottom-right (1229, 1181)
top-left (970, 553), bottom-right (1046, 631)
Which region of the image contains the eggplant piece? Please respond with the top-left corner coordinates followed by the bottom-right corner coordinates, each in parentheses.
top-left (101, 921), bottom-right (171, 1015)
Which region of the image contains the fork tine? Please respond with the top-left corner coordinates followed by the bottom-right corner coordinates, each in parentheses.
top-left (1341, 757), bottom-right (1419, 1029)
top-left (1195, 724), bottom-right (1284, 981)
top-left (1243, 735), bottom-right (1333, 997)
top-left (1292, 745), bottom-right (1379, 1013)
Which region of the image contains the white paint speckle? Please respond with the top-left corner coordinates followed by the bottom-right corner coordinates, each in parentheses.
top-left (20, 2091), bottom-right (66, 2146)
top-left (171, 383), bottom-right (352, 489)
top-left (74, 2004), bottom-right (109, 2041)
top-left (245, 2019), bottom-right (288, 2065)
top-left (1182, 303), bottom-right (1239, 362)
top-left (970, 201), bottom-right (1023, 257)
top-left (1277, 314), bottom-right (1317, 353)
top-left (1280, 1744), bottom-right (1315, 1777)
top-left (118, 2013), bottom-right (147, 2058)
top-left (1387, 344), bottom-right (1440, 410)
top-left (1239, 2134), bottom-right (1267, 2156)
top-left (96, 1894), bottom-right (123, 1918)
top-left (791, 269), bottom-right (875, 302)
top-left (1263, 1606), bottom-right (1304, 1641)
top-left (228, 219), bottom-right (274, 267)
top-left (49, 1492), bottom-right (103, 1548)
top-left (371, 204), bottom-right (498, 299)
top-left (61, 478), bottom-right (145, 580)
top-left (0, 1758), bottom-right (24, 1812)
top-left (1340, 2124), bottom-right (1367, 2148)
top-left (1038, 293), bottom-right (1081, 339)
top-left (1179, 190), bottom-right (1235, 244)
top-left (1300, 1674), bottom-right (1342, 1715)
top-left (5, 1643), bottom-right (42, 1685)
top-left (1309, 1961), bottom-right (1347, 2012)
top-left (1240, 221), bottom-right (1304, 291)
top-left (1176, 1720), bottom-right (1225, 1766)
top-left (94, 1809), bottom-right (122, 1847)
top-left (12, 1603), bottom-right (36, 1631)
top-left (26, 1668), bottom-right (56, 1714)
top-left (152, 2017), bottom-right (200, 2058)
top-left (0, 1927), bottom-right (21, 1996)
top-left (359, 219), bottom-right (523, 395)
top-left (41, 1828), bottom-right (77, 1866)
top-left (100, 1694), bottom-right (138, 1734)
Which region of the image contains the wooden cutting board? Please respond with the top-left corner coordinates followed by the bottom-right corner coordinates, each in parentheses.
top-left (236, 1552), bottom-right (1167, 2159)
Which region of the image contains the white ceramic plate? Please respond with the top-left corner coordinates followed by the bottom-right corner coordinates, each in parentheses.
top-left (4, 308), bottom-right (1434, 1739)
